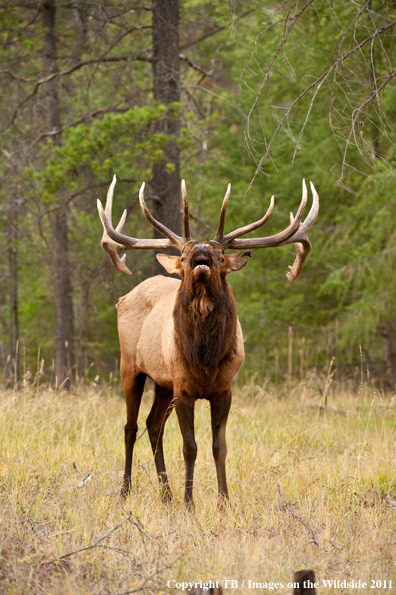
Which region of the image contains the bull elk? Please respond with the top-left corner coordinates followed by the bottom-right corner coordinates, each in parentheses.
top-left (97, 176), bottom-right (319, 507)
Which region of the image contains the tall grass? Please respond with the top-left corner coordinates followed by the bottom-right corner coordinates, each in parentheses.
top-left (0, 376), bottom-right (396, 594)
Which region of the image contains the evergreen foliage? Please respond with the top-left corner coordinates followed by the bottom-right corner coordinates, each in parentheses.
top-left (1, 1), bottom-right (396, 386)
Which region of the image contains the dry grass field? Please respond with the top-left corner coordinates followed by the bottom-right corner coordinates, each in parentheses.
top-left (1, 374), bottom-right (396, 594)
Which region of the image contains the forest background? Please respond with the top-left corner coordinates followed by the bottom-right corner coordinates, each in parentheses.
top-left (1, 0), bottom-right (396, 391)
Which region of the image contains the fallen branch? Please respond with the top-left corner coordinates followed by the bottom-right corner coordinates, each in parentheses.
top-left (42, 516), bottom-right (130, 565)
top-left (94, 557), bottom-right (180, 595)
top-left (135, 427), bottom-right (147, 442)
top-left (73, 473), bottom-right (93, 490)
top-left (288, 507), bottom-right (322, 552)
top-left (292, 539), bottom-right (319, 556)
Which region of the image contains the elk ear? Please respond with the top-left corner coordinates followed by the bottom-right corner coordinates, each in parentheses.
top-left (224, 251), bottom-right (252, 273)
top-left (156, 254), bottom-right (182, 276)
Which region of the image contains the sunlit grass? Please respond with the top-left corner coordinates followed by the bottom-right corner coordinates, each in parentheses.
top-left (1, 378), bottom-right (396, 594)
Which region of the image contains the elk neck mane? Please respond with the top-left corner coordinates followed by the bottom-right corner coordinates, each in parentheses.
top-left (173, 275), bottom-right (238, 375)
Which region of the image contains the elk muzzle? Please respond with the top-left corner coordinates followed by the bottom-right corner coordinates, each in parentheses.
top-left (191, 247), bottom-right (212, 280)
top-left (193, 264), bottom-right (211, 280)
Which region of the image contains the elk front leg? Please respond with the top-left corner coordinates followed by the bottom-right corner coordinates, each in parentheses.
top-left (175, 396), bottom-right (197, 508)
top-left (146, 384), bottom-right (174, 502)
top-left (121, 371), bottom-right (146, 498)
top-left (210, 392), bottom-right (232, 507)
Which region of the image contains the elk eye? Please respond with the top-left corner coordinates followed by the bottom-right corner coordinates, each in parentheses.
top-left (219, 257), bottom-right (225, 263)
top-left (181, 257), bottom-right (187, 263)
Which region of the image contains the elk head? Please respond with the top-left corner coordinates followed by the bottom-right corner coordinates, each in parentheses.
top-left (97, 176), bottom-right (319, 282)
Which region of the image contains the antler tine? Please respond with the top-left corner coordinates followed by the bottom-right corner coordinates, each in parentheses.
top-left (98, 177), bottom-right (185, 276)
top-left (221, 179), bottom-right (318, 281)
top-left (214, 183), bottom-right (231, 243)
top-left (97, 174), bottom-right (132, 274)
top-left (225, 180), bottom-right (307, 251)
top-left (282, 180), bottom-right (319, 282)
top-left (181, 179), bottom-right (191, 244)
top-left (285, 239), bottom-right (311, 282)
top-left (292, 181), bottom-right (319, 237)
top-left (105, 174), bottom-right (117, 220)
top-left (116, 209), bottom-right (127, 233)
top-left (139, 182), bottom-right (183, 248)
top-left (221, 195), bottom-right (275, 247)
top-left (97, 195), bottom-right (133, 275)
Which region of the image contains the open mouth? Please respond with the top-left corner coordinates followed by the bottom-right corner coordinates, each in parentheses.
top-left (193, 258), bottom-right (211, 278)
top-left (193, 257), bottom-right (210, 271)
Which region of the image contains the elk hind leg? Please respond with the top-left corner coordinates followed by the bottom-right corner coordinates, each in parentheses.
top-left (146, 383), bottom-right (174, 502)
top-left (121, 371), bottom-right (146, 498)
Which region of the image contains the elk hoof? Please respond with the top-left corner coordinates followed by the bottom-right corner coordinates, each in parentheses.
top-left (161, 486), bottom-right (173, 504)
top-left (217, 494), bottom-right (230, 511)
top-left (120, 479), bottom-right (131, 499)
top-left (184, 496), bottom-right (196, 512)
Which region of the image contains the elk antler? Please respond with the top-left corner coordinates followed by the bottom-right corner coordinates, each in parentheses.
top-left (181, 179), bottom-right (192, 245)
top-left (214, 179), bottom-right (319, 282)
top-left (99, 176), bottom-right (318, 281)
top-left (97, 176), bottom-right (192, 274)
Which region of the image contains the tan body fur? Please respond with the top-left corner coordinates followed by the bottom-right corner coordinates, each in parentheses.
top-left (117, 276), bottom-right (245, 399)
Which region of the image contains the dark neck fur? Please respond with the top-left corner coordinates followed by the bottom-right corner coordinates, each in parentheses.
top-left (173, 276), bottom-right (238, 376)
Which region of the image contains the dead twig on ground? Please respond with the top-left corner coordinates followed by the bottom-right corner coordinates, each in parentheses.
top-left (73, 473), bottom-right (93, 490)
top-left (42, 516), bottom-right (131, 565)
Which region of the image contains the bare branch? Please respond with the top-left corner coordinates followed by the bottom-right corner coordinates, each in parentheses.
top-left (29, 104), bottom-right (130, 147)
top-left (97, 24), bottom-right (152, 59)
top-left (182, 85), bottom-right (247, 119)
top-left (244, 10), bottom-right (396, 190)
top-left (292, 78), bottom-right (325, 162)
top-left (243, 0), bottom-right (317, 165)
top-left (180, 26), bottom-right (225, 50)
top-left (180, 9), bottom-right (253, 50)
top-left (5, 52), bottom-right (153, 129)
top-left (287, 506), bottom-right (322, 552)
top-left (340, 70), bottom-right (396, 180)
top-left (350, 0), bottom-right (394, 23)
top-left (0, 70), bottom-right (33, 82)
top-left (69, 178), bottom-right (138, 202)
top-left (180, 54), bottom-right (213, 78)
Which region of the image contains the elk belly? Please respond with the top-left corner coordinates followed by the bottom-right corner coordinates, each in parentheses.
top-left (136, 309), bottom-right (175, 391)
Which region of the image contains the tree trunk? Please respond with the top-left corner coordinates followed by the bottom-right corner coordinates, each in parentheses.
top-left (151, 0), bottom-right (181, 276)
top-left (378, 321), bottom-right (396, 390)
top-left (0, 282), bottom-right (4, 370)
top-left (7, 191), bottom-right (19, 386)
top-left (42, 0), bottom-right (74, 388)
